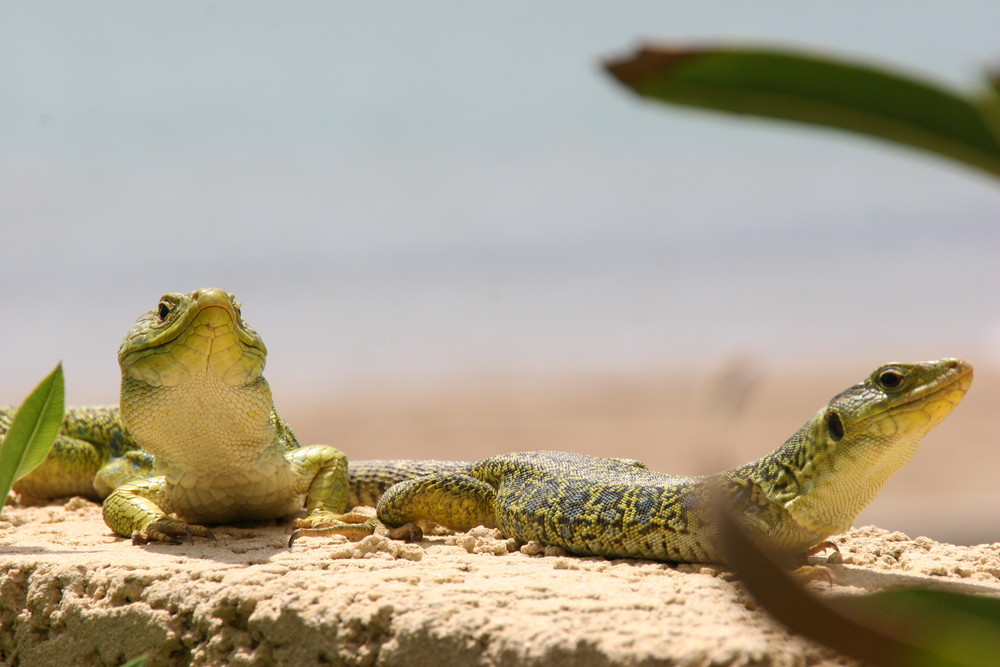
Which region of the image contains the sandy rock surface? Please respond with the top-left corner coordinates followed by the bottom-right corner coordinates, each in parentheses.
top-left (2, 499), bottom-right (999, 667)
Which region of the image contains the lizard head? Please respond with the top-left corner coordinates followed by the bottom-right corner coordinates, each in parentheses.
top-left (780, 358), bottom-right (972, 537)
top-left (822, 358), bottom-right (972, 450)
top-left (118, 288), bottom-right (267, 388)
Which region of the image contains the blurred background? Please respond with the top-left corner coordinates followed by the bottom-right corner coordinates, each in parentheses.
top-left (2, 2), bottom-right (998, 544)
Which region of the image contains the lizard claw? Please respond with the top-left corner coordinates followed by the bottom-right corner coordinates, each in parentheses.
top-left (132, 532), bottom-right (180, 546)
top-left (287, 510), bottom-right (384, 547)
top-left (385, 522), bottom-right (423, 543)
top-left (791, 564), bottom-right (836, 586)
top-left (132, 518), bottom-right (214, 545)
top-left (288, 529), bottom-right (305, 548)
top-left (288, 519), bottom-right (423, 548)
top-left (806, 539), bottom-right (840, 558)
top-left (183, 523), bottom-right (217, 541)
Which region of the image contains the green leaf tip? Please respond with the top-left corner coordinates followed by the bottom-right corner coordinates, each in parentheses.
top-left (604, 43), bottom-right (1000, 180)
top-left (0, 363), bottom-right (66, 515)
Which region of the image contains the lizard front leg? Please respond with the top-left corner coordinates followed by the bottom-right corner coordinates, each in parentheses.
top-left (287, 445), bottom-right (384, 545)
top-left (376, 473), bottom-right (498, 531)
top-left (103, 476), bottom-right (214, 544)
top-left (93, 450), bottom-right (156, 497)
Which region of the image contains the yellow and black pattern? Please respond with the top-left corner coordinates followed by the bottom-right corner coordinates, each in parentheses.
top-left (378, 451), bottom-right (717, 561)
top-left (347, 459), bottom-right (474, 507)
top-left (375, 359), bottom-right (973, 563)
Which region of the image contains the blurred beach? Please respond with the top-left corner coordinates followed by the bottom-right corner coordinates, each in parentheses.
top-left (2, 3), bottom-right (999, 545)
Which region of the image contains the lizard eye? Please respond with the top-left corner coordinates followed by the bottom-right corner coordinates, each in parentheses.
top-left (157, 301), bottom-right (171, 321)
top-left (877, 368), bottom-right (905, 390)
top-left (826, 409), bottom-right (845, 441)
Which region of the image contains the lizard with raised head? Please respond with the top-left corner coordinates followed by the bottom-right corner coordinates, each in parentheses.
top-left (301, 359), bottom-right (971, 563)
top-left (5, 288), bottom-right (459, 543)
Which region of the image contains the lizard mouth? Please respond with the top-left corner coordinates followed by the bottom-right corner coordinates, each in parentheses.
top-left (119, 288), bottom-right (267, 387)
top-left (131, 289), bottom-right (259, 354)
top-left (876, 358), bottom-right (972, 415)
top-left (859, 358), bottom-right (973, 438)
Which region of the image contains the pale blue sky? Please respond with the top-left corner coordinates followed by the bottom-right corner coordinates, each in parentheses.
top-left (2, 2), bottom-right (999, 401)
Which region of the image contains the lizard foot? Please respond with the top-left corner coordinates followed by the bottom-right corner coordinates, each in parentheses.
top-left (790, 564), bottom-right (835, 586)
top-left (384, 522), bottom-right (423, 543)
top-left (132, 518), bottom-right (216, 545)
top-left (288, 519), bottom-right (424, 547)
top-left (782, 541), bottom-right (840, 584)
top-left (288, 510), bottom-right (382, 547)
top-left (806, 539), bottom-right (840, 559)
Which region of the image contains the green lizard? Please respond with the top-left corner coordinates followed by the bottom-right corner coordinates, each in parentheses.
top-left (6, 288), bottom-right (451, 543)
top-left (314, 359), bottom-right (970, 563)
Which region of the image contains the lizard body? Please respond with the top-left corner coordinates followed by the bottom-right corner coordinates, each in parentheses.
top-left (369, 359), bottom-right (972, 562)
top-left (6, 288), bottom-right (438, 543)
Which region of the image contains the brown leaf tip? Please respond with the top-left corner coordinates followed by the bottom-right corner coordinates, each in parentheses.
top-left (604, 45), bottom-right (710, 90)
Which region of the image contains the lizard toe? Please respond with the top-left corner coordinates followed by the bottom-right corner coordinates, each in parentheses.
top-left (288, 511), bottom-right (383, 547)
top-left (134, 518), bottom-right (214, 545)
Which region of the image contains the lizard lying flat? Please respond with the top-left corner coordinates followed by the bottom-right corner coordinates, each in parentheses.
top-left (6, 288), bottom-right (449, 543)
top-left (355, 359), bottom-right (971, 563)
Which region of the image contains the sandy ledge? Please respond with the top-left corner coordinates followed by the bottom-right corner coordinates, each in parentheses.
top-left (1, 499), bottom-right (999, 667)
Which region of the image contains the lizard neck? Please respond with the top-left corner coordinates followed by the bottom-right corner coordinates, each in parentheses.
top-left (121, 373), bottom-right (280, 472)
top-left (728, 408), bottom-right (924, 551)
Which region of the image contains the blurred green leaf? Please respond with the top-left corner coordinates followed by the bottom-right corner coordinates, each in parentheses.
top-left (986, 65), bottom-right (1000, 96)
top-left (839, 589), bottom-right (1000, 667)
top-left (715, 505), bottom-right (1000, 666)
top-left (0, 363), bottom-right (65, 515)
top-left (975, 88), bottom-right (1000, 143)
top-left (605, 45), bottom-right (1000, 179)
top-left (715, 505), bottom-right (919, 666)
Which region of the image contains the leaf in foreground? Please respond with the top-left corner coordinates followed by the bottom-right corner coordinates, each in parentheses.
top-left (605, 45), bottom-right (1000, 180)
top-left (716, 507), bottom-right (1000, 667)
top-left (0, 363), bottom-right (65, 515)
